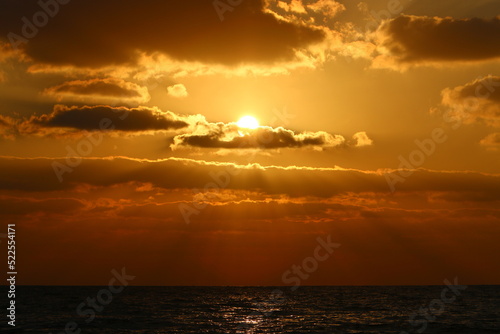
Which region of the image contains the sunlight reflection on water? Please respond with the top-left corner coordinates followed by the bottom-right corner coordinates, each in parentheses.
top-left (2, 286), bottom-right (499, 333)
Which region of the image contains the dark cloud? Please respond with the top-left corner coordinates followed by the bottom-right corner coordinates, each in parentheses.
top-left (43, 78), bottom-right (150, 103)
top-left (430, 190), bottom-right (500, 204)
top-left (375, 15), bottom-right (500, 67)
top-left (454, 76), bottom-right (500, 102)
top-left (22, 105), bottom-right (189, 133)
top-left (404, 0), bottom-right (500, 19)
top-left (1, 157), bottom-right (499, 201)
top-left (0, 0), bottom-right (325, 68)
top-left (172, 123), bottom-right (345, 149)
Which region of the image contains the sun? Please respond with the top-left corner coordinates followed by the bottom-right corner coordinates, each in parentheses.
top-left (237, 115), bottom-right (259, 129)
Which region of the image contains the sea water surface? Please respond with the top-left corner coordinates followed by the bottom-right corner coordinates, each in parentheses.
top-left (1, 286), bottom-right (499, 333)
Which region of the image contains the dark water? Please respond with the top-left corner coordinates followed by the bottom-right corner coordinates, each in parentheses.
top-left (1, 286), bottom-right (499, 333)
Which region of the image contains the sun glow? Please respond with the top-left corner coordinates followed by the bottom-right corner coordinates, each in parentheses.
top-left (237, 115), bottom-right (259, 129)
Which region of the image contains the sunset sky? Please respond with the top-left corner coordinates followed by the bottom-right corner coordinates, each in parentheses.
top-left (1, 0), bottom-right (499, 286)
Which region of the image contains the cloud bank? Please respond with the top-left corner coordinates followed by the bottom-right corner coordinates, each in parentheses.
top-left (171, 123), bottom-right (346, 150)
top-left (0, 0), bottom-right (325, 69)
top-left (22, 105), bottom-right (189, 134)
top-left (43, 78), bottom-right (151, 104)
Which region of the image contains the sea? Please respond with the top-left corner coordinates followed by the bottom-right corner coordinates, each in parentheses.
top-left (1, 286), bottom-right (499, 333)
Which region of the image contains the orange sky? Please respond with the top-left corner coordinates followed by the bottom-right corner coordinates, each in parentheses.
top-left (0, 0), bottom-right (499, 286)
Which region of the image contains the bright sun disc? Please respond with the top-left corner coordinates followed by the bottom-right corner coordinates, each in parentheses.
top-left (237, 116), bottom-right (259, 129)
